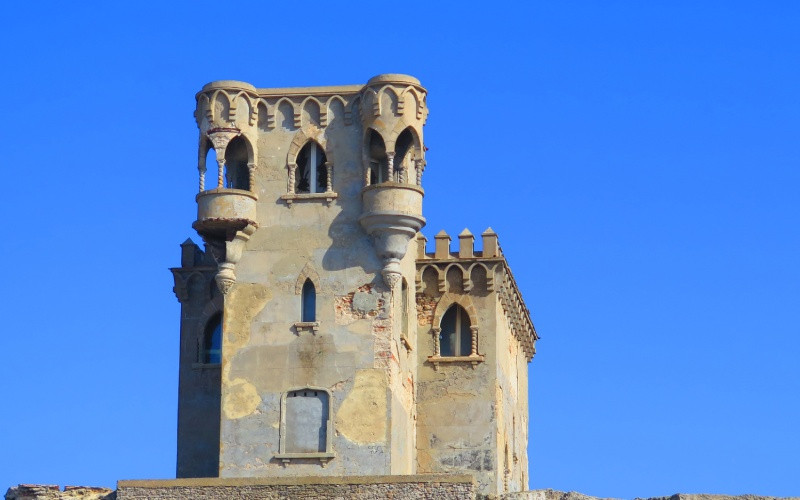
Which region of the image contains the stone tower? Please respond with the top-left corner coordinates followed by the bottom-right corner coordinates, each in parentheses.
top-left (170, 74), bottom-right (538, 496)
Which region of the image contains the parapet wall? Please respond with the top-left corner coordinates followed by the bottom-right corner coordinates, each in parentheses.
top-left (115, 475), bottom-right (474, 499)
top-left (7, 484), bottom-right (797, 500)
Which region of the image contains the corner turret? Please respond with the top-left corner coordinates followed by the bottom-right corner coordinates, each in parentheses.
top-left (357, 74), bottom-right (428, 287)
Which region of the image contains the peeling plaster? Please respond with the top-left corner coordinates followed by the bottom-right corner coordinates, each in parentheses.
top-left (335, 369), bottom-right (387, 444)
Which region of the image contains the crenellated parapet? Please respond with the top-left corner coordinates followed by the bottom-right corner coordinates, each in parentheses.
top-left (415, 228), bottom-right (538, 360)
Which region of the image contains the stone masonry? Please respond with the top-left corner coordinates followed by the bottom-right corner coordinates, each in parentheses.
top-left (169, 74), bottom-right (538, 497)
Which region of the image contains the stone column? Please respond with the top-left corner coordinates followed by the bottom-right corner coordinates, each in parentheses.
top-left (248, 162), bottom-right (256, 193)
top-left (415, 159), bottom-right (424, 186)
top-left (386, 152), bottom-right (395, 183)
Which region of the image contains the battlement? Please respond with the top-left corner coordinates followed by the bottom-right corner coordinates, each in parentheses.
top-left (415, 228), bottom-right (538, 360)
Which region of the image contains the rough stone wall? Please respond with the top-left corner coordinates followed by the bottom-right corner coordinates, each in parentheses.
top-left (415, 274), bottom-right (500, 496)
top-left (499, 491), bottom-right (800, 500)
top-left (189, 79), bottom-right (426, 478)
top-left (494, 287), bottom-right (531, 493)
top-left (4, 485), bottom-right (114, 500)
top-left (115, 476), bottom-right (474, 500)
top-left (171, 243), bottom-right (222, 478)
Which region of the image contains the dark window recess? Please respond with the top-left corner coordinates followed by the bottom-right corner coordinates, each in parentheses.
top-left (296, 142), bottom-right (327, 193)
top-left (439, 305), bottom-right (471, 356)
top-left (203, 314), bottom-right (222, 364)
top-left (302, 279), bottom-right (316, 322)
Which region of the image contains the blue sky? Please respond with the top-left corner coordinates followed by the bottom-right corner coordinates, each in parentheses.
top-left (1, 1), bottom-right (798, 498)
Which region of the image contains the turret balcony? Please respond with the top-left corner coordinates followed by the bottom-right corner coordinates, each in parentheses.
top-left (193, 188), bottom-right (258, 239)
top-left (359, 182), bottom-right (425, 287)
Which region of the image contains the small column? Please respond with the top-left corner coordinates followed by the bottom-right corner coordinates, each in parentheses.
top-left (247, 162), bottom-right (256, 193)
top-left (415, 159), bottom-right (424, 185)
top-left (458, 229), bottom-right (474, 258)
top-left (399, 159), bottom-right (407, 183)
top-left (431, 327), bottom-right (441, 356)
top-left (216, 159), bottom-right (225, 189)
top-left (434, 230), bottom-right (451, 259)
top-left (482, 227), bottom-right (499, 257)
top-left (325, 161), bottom-right (333, 193)
top-left (199, 166), bottom-right (206, 192)
top-left (287, 163), bottom-right (297, 194)
top-left (470, 326), bottom-right (478, 356)
top-left (364, 165), bottom-right (372, 187)
top-left (386, 152), bottom-right (395, 183)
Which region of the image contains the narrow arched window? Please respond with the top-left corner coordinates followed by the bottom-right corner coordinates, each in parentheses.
top-left (296, 142), bottom-right (327, 194)
top-left (203, 313), bottom-right (222, 364)
top-left (439, 305), bottom-right (471, 357)
top-left (224, 136), bottom-right (250, 191)
top-left (301, 279), bottom-right (316, 322)
top-left (366, 129), bottom-right (387, 185)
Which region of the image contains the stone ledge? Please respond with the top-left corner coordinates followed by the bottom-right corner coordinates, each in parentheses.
top-left (117, 474), bottom-right (474, 488)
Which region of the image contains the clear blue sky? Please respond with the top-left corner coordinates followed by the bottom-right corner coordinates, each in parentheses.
top-left (1, 2), bottom-right (798, 498)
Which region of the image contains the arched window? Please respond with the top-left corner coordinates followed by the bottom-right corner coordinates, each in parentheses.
top-left (203, 313), bottom-right (222, 364)
top-left (366, 129), bottom-right (387, 185)
top-left (296, 142), bottom-right (327, 194)
top-left (439, 304), bottom-right (471, 357)
top-left (224, 136), bottom-right (250, 191)
top-left (301, 279), bottom-right (316, 322)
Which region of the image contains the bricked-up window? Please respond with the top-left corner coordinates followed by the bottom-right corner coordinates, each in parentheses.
top-left (439, 304), bottom-right (471, 357)
top-left (202, 313), bottom-right (222, 364)
top-left (296, 142), bottom-right (327, 194)
top-left (284, 389), bottom-right (329, 453)
top-left (301, 279), bottom-right (316, 322)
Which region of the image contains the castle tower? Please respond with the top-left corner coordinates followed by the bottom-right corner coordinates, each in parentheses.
top-left (171, 75), bottom-right (537, 497)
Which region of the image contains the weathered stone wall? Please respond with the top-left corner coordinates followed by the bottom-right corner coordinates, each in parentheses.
top-left (415, 260), bottom-right (500, 496)
top-left (11, 484), bottom-right (795, 500)
top-left (114, 475), bottom-right (474, 499)
top-left (187, 76), bottom-right (428, 478)
top-left (170, 243), bottom-right (222, 477)
top-left (494, 288), bottom-right (531, 493)
top-left (4, 485), bottom-right (114, 500)
top-left (499, 490), bottom-right (800, 500)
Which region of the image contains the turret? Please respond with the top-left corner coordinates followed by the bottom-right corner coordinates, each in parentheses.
top-left (358, 74), bottom-right (428, 288)
top-left (193, 81), bottom-right (260, 294)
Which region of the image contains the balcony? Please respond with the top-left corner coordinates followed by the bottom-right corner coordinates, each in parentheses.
top-left (193, 188), bottom-right (258, 240)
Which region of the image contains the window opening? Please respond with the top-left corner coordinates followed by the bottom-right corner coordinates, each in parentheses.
top-left (439, 305), bottom-right (471, 356)
top-left (203, 314), bottom-right (222, 364)
top-left (283, 389), bottom-right (329, 453)
top-left (301, 279), bottom-right (316, 322)
top-left (203, 146), bottom-right (216, 190)
top-left (224, 136), bottom-right (250, 190)
top-left (296, 142), bottom-right (327, 194)
top-left (394, 129), bottom-right (414, 182)
top-left (367, 130), bottom-right (387, 184)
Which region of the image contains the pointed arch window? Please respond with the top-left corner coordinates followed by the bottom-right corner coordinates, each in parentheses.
top-left (301, 279), bottom-right (316, 322)
top-left (439, 304), bottom-right (472, 357)
top-left (296, 142), bottom-right (328, 194)
top-left (202, 313), bottom-right (222, 364)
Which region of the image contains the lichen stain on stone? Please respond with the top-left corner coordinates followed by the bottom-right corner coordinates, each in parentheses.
top-left (335, 369), bottom-right (387, 444)
top-left (223, 377), bottom-right (261, 419)
top-left (223, 282), bottom-right (271, 358)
